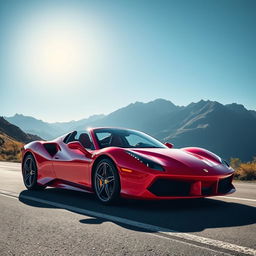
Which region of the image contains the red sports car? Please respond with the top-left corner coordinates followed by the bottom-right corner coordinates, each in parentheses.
top-left (22, 127), bottom-right (235, 204)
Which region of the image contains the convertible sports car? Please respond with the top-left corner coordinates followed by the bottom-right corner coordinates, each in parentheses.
top-left (22, 127), bottom-right (235, 203)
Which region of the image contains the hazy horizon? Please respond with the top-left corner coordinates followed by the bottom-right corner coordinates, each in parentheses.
top-left (1, 0), bottom-right (255, 122)
top-left (4, 97), bottom-right (256, 123)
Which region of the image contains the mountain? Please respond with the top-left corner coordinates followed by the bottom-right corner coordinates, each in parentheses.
top-left (162, 101), bottom-right (256, 162)
top-left (5, 114), bottom-right (62, 140)
top-left (5, 114), bottom-right (105, 140)
top-left (52, 114), bottom-right (105, 133)
top-left (0, 117), bottom-right (41, 144)
top-left (76, 99), bottom-right (181, 134)
top-left (0, 117), bottom-right (42, 161)
top-left (5, 99), bottom-right (256, 161)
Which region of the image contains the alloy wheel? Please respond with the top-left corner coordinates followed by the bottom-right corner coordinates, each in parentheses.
top-left (23, 157), bottom-right (36, 188)
top-left (95, 161), bottom-right (116, 202)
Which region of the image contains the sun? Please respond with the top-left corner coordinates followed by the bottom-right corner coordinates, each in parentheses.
top-left (35, 34), bottom-right (82, 76)
top-left (14, 10), bottom-right (106, 88)
top-left (27, 28), bottom-right (93, 86)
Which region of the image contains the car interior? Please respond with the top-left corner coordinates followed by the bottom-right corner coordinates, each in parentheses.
top-left (96, 132), bottom-right (155, 149)
top-left (63, 131), bottom-right (94, 150)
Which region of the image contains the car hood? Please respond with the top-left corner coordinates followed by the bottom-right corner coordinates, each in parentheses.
top-left (128, 148), bottom-right (233, 176)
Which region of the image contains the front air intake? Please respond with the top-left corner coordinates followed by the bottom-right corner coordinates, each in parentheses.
top-left (218, 176), bottom-right (233, 194)
top-left (148, 179), bottom-right (191, 197)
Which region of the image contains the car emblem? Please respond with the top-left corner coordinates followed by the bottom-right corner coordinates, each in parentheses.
top-left (203, 168), bottom-right (209, 173)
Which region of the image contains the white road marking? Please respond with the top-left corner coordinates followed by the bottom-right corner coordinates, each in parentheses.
top-left (149, 233), bottom-right (233, 256)
top-left (217, 196), bottom-right (256, 203)
top-left (0, 190), bottom-right (255, 256)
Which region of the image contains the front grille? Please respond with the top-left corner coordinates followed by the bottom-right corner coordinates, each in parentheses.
top-left (218, 176), bottom-right (233, 194)
top-left (148, 179), bottom-right (191, 197)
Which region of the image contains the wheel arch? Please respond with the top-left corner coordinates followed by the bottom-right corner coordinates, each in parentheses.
top-left (22, 151), bottom-right (41, 177)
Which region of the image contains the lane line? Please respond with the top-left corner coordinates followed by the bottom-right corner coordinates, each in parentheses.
top-left (0, 190), bottom-right (255, 256)
top-left (218, 196), bottom-right (256, 203)
top-left (149, 232), bottom-right (233, 256)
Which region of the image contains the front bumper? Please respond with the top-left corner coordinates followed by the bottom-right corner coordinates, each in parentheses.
top-left (119, 170), bottom-right (235, 199)
top-left (148, 175), bottom-right (235, 197)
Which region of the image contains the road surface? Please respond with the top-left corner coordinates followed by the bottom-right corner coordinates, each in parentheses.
top-left (0, 161), bottom-right (255, 256)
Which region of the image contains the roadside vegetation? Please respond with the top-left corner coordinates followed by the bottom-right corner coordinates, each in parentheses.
top-left (0, 133), bottom-right (23, 162)
top-left (230, 157), bottom-right (256, 181)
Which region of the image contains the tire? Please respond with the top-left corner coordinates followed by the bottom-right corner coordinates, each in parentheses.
top-left (22, 154), bottom-right (45, 190)
top-left (93, 158), bottom-right (120, 204)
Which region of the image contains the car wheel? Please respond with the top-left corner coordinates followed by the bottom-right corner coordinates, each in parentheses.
top-left (22, 154), bottom-right (45, 190)
top-left (93, 159), bottom-right (120, 204)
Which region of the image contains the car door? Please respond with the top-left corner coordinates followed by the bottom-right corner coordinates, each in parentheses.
top-left (52, 139), bottom-right (93, 188)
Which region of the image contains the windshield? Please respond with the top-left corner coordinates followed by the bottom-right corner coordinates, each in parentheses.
top-left (94, 128), bottom-right (167, 149)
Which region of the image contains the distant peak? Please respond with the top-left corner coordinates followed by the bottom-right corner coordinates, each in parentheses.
top-left (151, 98), bottom-right (172, 103)
top-left (198, 99), bottom-right (219, 104)
top-left (147, 98), bottom-right (177, 107)
top-left (188, 99), bottom-right (213, 106)
top-left (225, 103), bottom-right (247, 113)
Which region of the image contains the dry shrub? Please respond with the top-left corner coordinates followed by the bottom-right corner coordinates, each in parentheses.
top-left (231, 157), bottom-right (256, 180)
top-left (0, 133), bottom-right (23, 162)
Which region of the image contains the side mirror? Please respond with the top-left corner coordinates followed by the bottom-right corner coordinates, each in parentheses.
top-left (165, 142), bottom-right (174, 148)
top-left (67, 141), bottom-right (92, 158)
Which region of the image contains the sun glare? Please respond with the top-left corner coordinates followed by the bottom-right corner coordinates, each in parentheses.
top-left (40, 36), bottom-right (78, 74)
top-left (31, 32), bottom-right (85, 81)
top-left (13, 9), bottom-right (107, 89)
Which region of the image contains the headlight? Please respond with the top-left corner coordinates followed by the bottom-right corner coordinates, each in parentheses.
top-left (221, 159), bottom-right (230, 167)
top-left (126, 151), bottom-right (164, 171)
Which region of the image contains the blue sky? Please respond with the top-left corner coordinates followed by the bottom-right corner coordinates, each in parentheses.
top-left (0, 0), bottom-right (255, 122)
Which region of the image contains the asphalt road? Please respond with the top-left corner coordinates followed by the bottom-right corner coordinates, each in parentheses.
top-left (0, 162), bottom-right (255, 256)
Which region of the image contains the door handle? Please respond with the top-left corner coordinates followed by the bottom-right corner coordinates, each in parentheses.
top-left (54, 156), bottom-right (59, 159)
